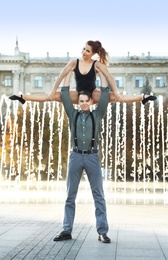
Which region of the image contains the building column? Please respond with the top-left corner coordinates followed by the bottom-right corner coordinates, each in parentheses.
top-left (44, 73), bottom-right (52, 93)
top-left (12, 70), bottom-right (20, 94)
top-left (24, 73), bottom-right (31, 94)
top-left (125, 73), bottom-right (133, 94)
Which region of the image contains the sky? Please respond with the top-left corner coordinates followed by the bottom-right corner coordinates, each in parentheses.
top-left (0, 0), bottom-right (168, 58)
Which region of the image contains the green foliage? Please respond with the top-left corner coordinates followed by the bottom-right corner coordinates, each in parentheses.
top-left (141, 79), bottom-right (153, 95)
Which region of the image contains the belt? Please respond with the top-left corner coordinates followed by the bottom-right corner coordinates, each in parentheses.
top-left (73, 148), bottom-right (98, 155)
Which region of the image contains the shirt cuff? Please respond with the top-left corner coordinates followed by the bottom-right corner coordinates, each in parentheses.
top-left (100, 86), bottom-right (110, 91)
top-left (61, 86), bottom-right (70, 91)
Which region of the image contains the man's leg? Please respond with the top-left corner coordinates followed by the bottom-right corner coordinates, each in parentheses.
top-left (53, 152), bottom-right (83, 241)
top-left (84, 154), bottom-right (109, 235)
top-left (63, 152), bottom-right (83, 233)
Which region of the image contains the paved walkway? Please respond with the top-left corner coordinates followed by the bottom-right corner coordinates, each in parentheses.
top-left (0, 202), bottom-right (168, 260)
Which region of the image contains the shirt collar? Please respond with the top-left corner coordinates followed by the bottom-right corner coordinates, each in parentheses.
top-left (79, 110), bottom-right (90, 115)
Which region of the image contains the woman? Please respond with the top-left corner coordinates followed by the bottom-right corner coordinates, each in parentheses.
top-left (9, 40), bottom-right (157, 105)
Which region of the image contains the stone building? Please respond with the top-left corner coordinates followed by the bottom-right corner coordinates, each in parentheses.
top-left (0, 40), bottom-right (168, 98)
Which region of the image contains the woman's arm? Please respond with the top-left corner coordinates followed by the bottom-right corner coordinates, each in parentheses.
top-left (47, 59), bottom-right (76, 100)
top-left (95, 61), bottom-right (124, 102)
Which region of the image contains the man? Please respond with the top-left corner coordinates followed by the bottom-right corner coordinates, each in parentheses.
top-left (53, 83), bottom-right (111, 243)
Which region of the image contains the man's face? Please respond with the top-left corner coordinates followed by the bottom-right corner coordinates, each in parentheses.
top-left (78, 94), bottom-right (93, 111)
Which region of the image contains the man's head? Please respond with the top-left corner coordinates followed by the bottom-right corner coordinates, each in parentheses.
top-left (78, 91), bottom-right (93, 111)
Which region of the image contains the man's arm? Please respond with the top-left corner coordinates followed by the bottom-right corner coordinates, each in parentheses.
top-left (96, 86), bottom-right (110, 119)
top-left (61, 87), bottom-right (74, 118)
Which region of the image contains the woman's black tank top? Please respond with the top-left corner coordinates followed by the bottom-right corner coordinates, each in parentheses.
top-left (74, 59), bottom-right (97, 93)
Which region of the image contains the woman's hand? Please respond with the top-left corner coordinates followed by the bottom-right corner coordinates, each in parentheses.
top-left (114, 92), bottom-right (125, 102)
top-left (47, 90), bottom-right (56, 101)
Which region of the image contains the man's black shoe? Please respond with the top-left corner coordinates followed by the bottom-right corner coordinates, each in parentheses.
top-left (98, 234), bottom-right (111, 243)
top-left (53, 231), bottom-right (72, 241)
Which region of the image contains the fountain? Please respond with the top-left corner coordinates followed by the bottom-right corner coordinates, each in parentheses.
top-left (0, 94), bottom-right (168, 204)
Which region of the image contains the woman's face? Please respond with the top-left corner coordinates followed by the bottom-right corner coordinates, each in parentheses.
top-left (82, 43), bottom-right (95, 59)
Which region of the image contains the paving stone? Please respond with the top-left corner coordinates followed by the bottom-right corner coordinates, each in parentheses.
top-left (0, 203), bottom-right (168, 260)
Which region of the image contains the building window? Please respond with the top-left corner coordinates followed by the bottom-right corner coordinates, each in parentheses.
top-left (156, 76), bottom-right (165, 87)
top-left (34, 76), bottom-right (43, 87)
top-left (4, 75), bottom-right (12, 86)
top-left (135, 76), bottom-right (143, 88)
top-left (115, 76), bottom-right (123, 88)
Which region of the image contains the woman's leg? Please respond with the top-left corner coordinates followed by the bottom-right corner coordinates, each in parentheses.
top-left (109, 93), bottom-right (143, 103)
top-left (92, 89), bottom-right (157, 104)
top-left (9, 89), bottom-right (78, 104)
top-left (9, 90), bottom-right (62, 103)
top-left (9, 71), bottom-right (73, 103)
top-left (109, 93), bottom-right (157, 104)
top-left (93, 72), bottom-right (157, 104)
top-left (23, 93), bottom-right (61, 102)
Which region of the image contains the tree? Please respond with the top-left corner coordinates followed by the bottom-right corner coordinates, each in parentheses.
top-left (141, 79), bottom-right (153, 95)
